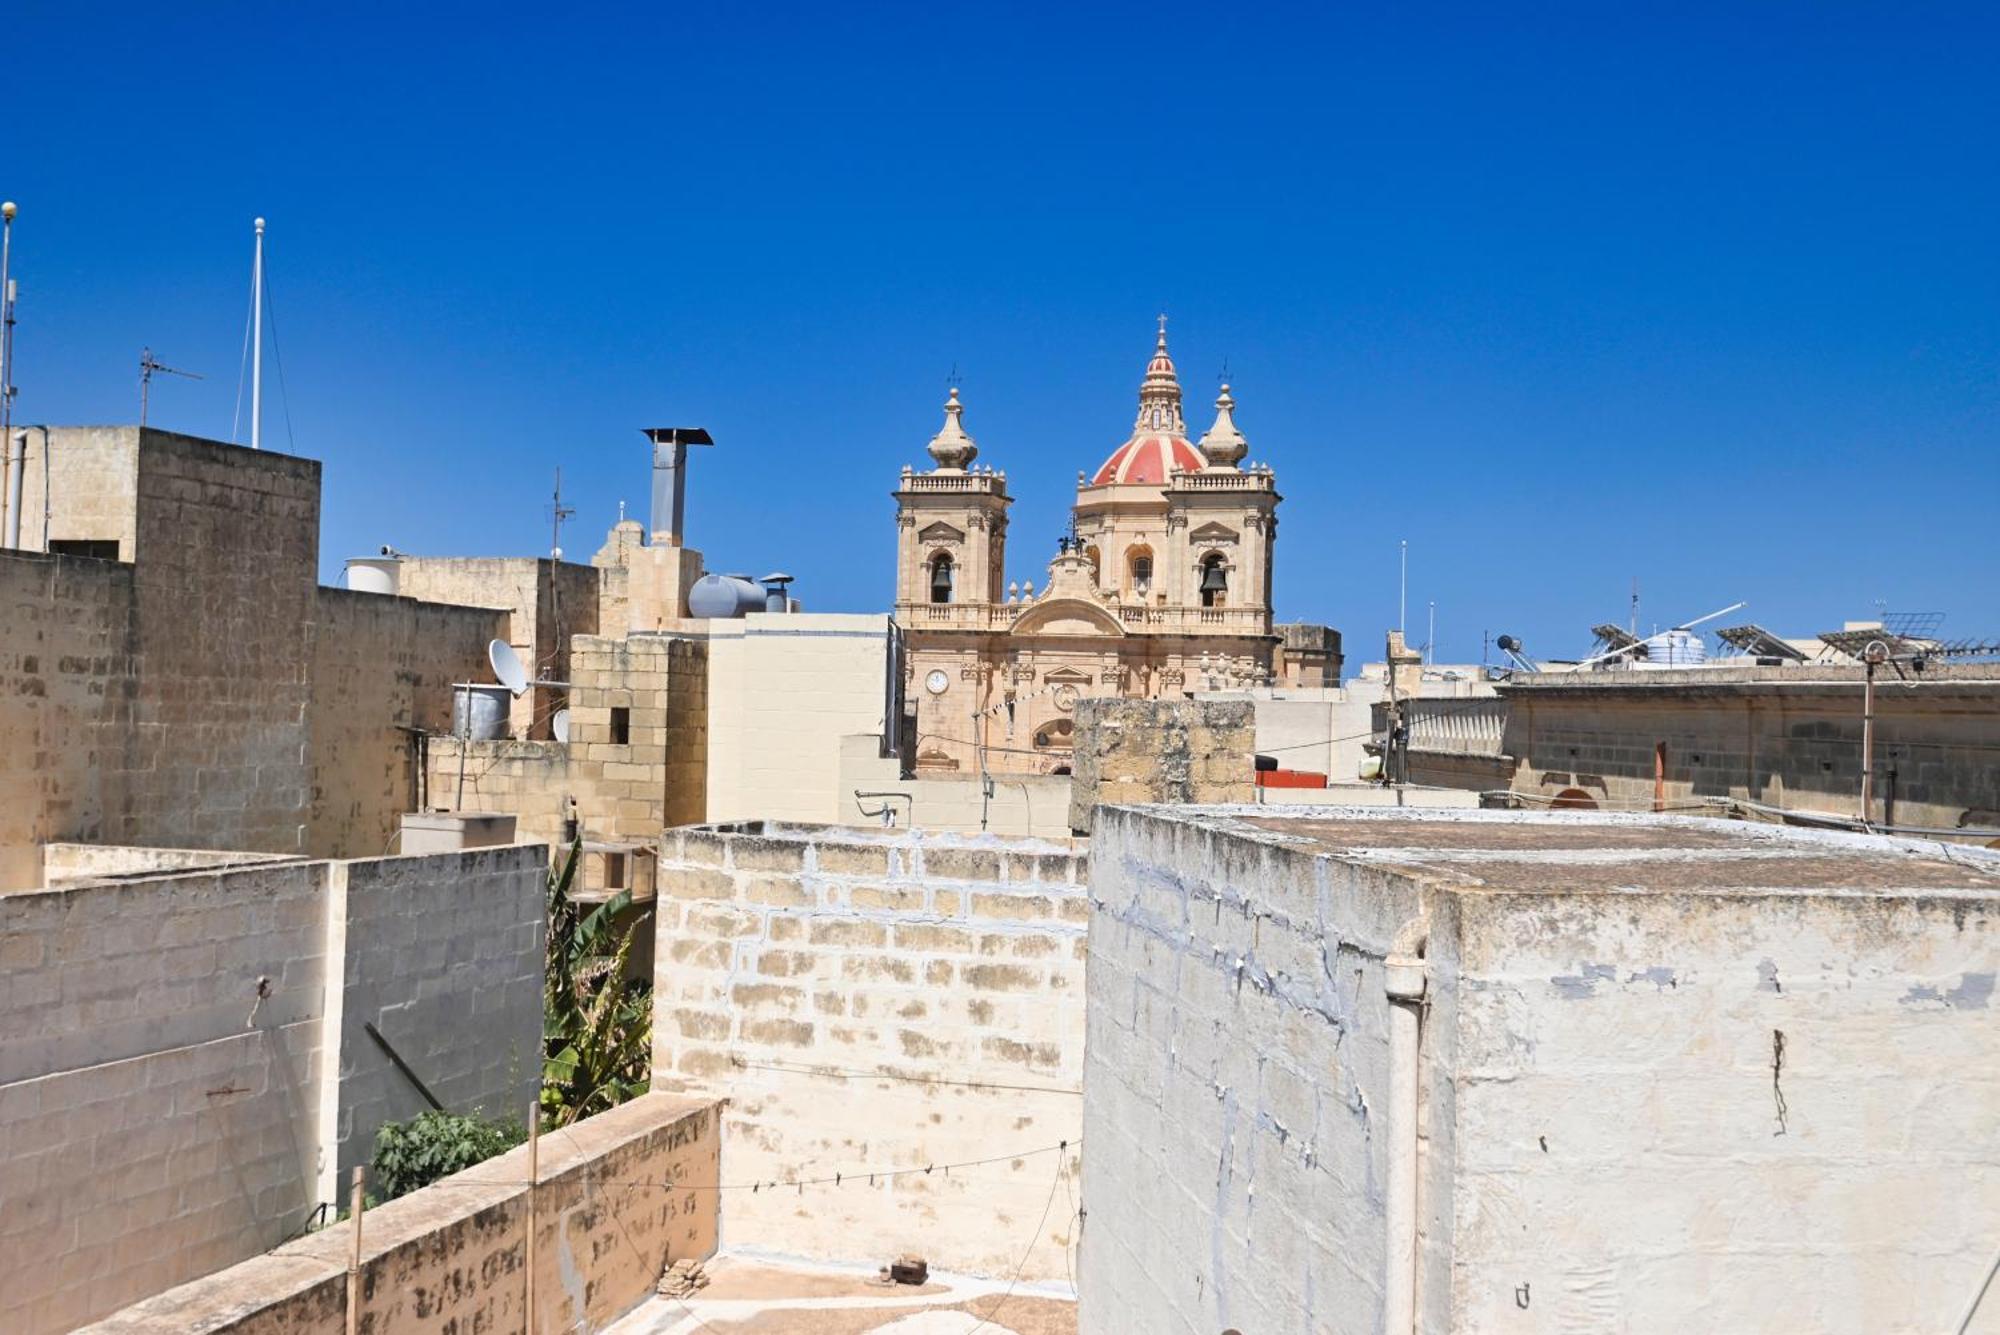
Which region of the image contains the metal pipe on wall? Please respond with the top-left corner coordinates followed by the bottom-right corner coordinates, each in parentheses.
top-left (1384, 915), bottom-right (1430, 1335)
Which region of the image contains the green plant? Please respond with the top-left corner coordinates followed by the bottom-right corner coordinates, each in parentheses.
top-left (370, 1109), bottom-right (525, 1202)
top-left (542, 839), bottom-right (654, 1126)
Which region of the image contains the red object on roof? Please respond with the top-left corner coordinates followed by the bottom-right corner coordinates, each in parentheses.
top-left (1092, 433), bottom-right (1206, 485)
top-left (1256, 769), bottom-right (1329, 789)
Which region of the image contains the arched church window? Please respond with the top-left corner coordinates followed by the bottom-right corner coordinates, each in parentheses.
top-left (929, 553), bottom-right (954, 604)
top-left (1199, 554), bottom-right (1228, 608)
top-left (1129, 549), bottom-right (1153, 597)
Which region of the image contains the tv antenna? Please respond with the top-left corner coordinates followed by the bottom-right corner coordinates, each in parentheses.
top-left (139, 347), bottom-right (201, 428)
top-left (547, 467), bottom-right (575, 560)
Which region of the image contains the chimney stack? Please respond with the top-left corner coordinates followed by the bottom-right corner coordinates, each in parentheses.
top-left (640, 427), bottom-right (714, 547)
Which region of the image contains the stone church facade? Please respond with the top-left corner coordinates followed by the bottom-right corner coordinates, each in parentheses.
top-left (894, 323), bottom-right (1337, 775)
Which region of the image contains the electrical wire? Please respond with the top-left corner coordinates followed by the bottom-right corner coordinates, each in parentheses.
top-left (965, 1142), bottom-right (1070, 1333)
top-left (260, 266), bottom-right (299, 455)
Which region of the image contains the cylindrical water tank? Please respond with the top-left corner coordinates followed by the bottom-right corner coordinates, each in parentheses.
top-left (688, 573), bottom-right (766, 619)
top-left (344, 556), bottom-right (402, 595)
top-left (452, 685), bottom-right (511, 740)
top-left (1643, 629), bottom-right (1707, 667)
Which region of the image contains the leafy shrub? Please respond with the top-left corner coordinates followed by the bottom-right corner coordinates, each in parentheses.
top-left (542, 839), bottom-right (654, 1126)
top-left (370, 1109), bottom-right (526, 1202)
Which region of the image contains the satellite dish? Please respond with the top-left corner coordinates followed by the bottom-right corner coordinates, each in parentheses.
top-left (489, 640), bottom-right (530, 696)
top-left (551, 708), bottom-right (571, 743)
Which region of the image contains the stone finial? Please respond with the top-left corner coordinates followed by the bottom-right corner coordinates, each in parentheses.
top-left (1132, 317), bottom-right (1186, 436)
top-left (927, 386), bottom-right (978, 471)
top-left (1198, 383), bottom-right (1248, 469)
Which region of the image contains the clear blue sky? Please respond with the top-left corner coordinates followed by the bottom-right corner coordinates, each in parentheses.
top-left (10, 3), bottom-right (1997, 663)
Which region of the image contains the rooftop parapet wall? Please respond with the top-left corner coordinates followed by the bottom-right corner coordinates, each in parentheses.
top-left (651, 821), bottom-right (1086, 1281)
top-left (1068, 697), bottom-right (1255, 833)
top-left (1080, 805), bottom-right (2000, 1335)
top-left (0, 844), bottom-right (547, 1333)
top-left (79, 1092), bottom-right (722, 1335)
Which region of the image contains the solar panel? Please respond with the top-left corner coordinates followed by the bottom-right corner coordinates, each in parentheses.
top-left (1882, 611), bottom-right (1945, 641)
top-left (1590, 623), bottom-right (1642, 653)
top-left (1715, 624), bottom-right (1807, 661)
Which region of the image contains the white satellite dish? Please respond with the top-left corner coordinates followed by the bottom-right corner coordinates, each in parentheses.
top-left (551, 707), bottom-right (571, 743)
top-left (489, 640), bottom-right (530, 696)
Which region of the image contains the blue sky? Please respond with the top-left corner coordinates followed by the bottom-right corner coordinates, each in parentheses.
top-left (9, 3), bottom-right (1997, 663)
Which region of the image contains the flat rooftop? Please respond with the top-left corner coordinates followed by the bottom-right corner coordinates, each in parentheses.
top-left (1175, 806), bottom-right (2000, 896)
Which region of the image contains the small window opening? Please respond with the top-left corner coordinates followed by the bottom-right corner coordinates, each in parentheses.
top-left (49, 539), bottom-right (120, 561)
top-left (610, 707), bottom-right (631, 745)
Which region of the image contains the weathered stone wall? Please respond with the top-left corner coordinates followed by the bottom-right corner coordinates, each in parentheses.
top-left (652, 822), bottom-right (1087, 1280)
top-left (80, 1092), bottom-right (721, 1335)
top-left (1068, 697), bottom-right (1255, 833)
top-left (1079, 804), bottom-right (1432, 1334)
top-left (1487, 667), bottom-right (2000, 831)
top-left (1082, 805), bottom-right (2000, 1335)
top-left (395, 556), bottom-right (602, 740)
top-left (321, 848), bottom-right (547, 1200)
top-left (427, 634), bottom-right (709, 888)
top-left (0, 551), bottom-right (137, 891)
top-left (307, 588), bottom-right (505, 859)
top-left (126, 432), bottom-right (322, 855)
top-left (0, 846), bottom-right (547, 1333)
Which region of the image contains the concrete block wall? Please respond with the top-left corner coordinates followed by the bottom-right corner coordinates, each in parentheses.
top-left (0, 551), bottom-right (138, 890)
top-left (652, 821), bottom-right (1087, 1280)
top-left (1069, 697), bottom-right (1256, 833)
top-left (1078, 805), bottom-right (1432, 1335)
top-left (81, 1092), bottom-right (721, 1335)
top-left (0, 846), bottom-right (547, 1333)
top-left (307, 587), bottom-right (505, 859)
top-left (0, 861), bottom-right (333, 1331)
top-left (322, 846), bottom-right (547, 1200)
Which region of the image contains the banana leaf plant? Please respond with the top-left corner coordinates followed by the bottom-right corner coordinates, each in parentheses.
top-left (542, 839), bottom-right (654, 1127)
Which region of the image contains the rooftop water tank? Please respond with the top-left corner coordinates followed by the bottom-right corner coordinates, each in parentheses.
top-left (344, 556), bottom-right (402, 595)
top-left (1642, 628), bottom-right (1707, 667)
top-left (689, 573), bottom-right (766, 619)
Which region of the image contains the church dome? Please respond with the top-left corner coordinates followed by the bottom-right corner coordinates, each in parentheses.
top-left (1093, 433), bottom-right (1206, 485)
top-left (1091, 318), bottom-right (1203, 485)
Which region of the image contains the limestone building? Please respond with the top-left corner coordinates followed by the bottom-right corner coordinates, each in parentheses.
top-left (895, 323), bottom-right (1333, 776)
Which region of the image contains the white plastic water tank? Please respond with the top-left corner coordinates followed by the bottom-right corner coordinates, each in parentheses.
top-left (344, 556), bottom-right (402, 595)
top-left (1643, 629), bottom-right (1707, 667)
top-left (688, 574), bottom-right (766, 618)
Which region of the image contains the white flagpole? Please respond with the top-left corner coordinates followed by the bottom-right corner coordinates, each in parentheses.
top-left (250, 217), bottom-right (265, 451)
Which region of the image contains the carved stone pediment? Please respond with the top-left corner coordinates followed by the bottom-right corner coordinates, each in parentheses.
top-left (919, 521), bottom-right (967, 545)
top-left (1189, 521), bottom-right (1240, 545)
top-left (1043, 667), bottom-right (1092, 685)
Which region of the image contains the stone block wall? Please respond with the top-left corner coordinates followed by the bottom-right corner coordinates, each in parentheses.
top-left (307, 587), bottom-right (505, 859)
top-left (1499, 671), bottom-right (2000, 829)
top-left (652, 822), bottom-right (1087, 1280)
top-left (0, 845), bottom-right (546, 1333)
top-left (1068, 697), bottom-right (1255, 833)
top-left (0, 551), bottom-right (138, 890)
top-left (81, 1092), bottom-right (721, 1335)
top-left (126, 432), bottom-right (322, 855)
top-left (426, 634), bottom-right (709, 888)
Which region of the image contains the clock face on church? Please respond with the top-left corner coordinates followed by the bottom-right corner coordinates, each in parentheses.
top-left (925, 669), bottom-right (950, 695)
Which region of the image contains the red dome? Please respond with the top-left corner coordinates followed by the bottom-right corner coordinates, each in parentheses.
top-left (1092, 433), bottom-right (1205, 485)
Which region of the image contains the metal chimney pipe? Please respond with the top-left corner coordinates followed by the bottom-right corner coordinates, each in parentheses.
top-left (759, 573), bottom-right (794, 613)
top-left (640, 427), bottom-right (713, 547)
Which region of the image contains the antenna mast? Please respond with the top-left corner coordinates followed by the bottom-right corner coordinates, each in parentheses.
top-left (250, 217), bottom-right (265, 450)
top-left (138, 348), bottom-right (202, 428)
top-left (1, 201), bottom-right (18, 551)
top-left (549, 467), bottom-right (574, 559)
